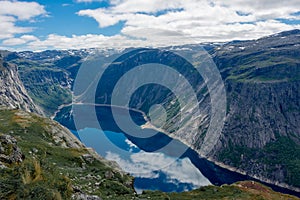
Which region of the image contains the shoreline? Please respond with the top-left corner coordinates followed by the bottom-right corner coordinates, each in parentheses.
top-left (154, 124), bottom-right (300, 195)
top-left (119, 106), bottom-right (300, 196)
top-left (52, 103), bottom-right (300, 196)
top-left (149, 125), bottom-right (300, 195)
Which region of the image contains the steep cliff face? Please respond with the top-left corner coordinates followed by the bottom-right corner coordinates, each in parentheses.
top-left (207, 30), bottom-right (300, 190)
top-left (213, 80), bottom-right (300, 189)
top-left (220, 80), bottom-right (300, 148)
top-left (0, 54), bottom-right (43, 115)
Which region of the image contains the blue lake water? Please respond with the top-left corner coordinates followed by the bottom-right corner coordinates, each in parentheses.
top-left (57, 105), bottom-right (300, 196)
top-left (63, 105), bottom-right (248, 193)
top-left (73, 128), bottom-right (211, 193)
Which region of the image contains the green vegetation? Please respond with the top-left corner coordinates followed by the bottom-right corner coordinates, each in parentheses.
top-left (27, 84), bottom-right (71, 116)
top-left (0, 109), bottom-right (135, 199)
top-left (263, 136), bottom-right (300, 187)
top-left (219, 136), bottom-right (300, 188)
top-left (226, 60), bottom-right (300, 83)
top-left (18, 66), bottom-right (72, 116)
top-left (139, 181), bottom-right (299, 200)
top-left (216, 46), bottom-right (300, 83)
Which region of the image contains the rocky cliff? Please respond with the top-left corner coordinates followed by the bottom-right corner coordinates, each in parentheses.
top-left (0, 52), bottom-right (43, 115)
top-left (205, 30), bottom-right (300, 191)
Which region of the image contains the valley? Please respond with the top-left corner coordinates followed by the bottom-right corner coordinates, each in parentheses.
top-left (0, 30), bottom-right (300, 199)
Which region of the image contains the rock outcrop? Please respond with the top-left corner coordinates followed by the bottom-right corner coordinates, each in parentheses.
top-left (0, 54), bottom-right (43, 115)
top-left (0, 134), bottom-right (24, 168)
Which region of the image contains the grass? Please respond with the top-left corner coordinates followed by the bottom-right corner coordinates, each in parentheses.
top-left (139, 182), bottom-right (299, 200)
top-left (219, 49), bottom-right (300, 83)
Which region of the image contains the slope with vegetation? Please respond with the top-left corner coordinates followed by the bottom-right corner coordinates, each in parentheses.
top-left (0, 109), bottom-right (135, 199)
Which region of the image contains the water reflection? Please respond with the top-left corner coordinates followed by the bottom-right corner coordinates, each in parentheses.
top-left (75, 128), bottom-right (211, 193)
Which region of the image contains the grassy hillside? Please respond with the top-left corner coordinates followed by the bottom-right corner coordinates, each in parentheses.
top-left (0, 109), bottom-right (135, 199)
top-left (213, 30), bottom-right (300, 83)
top-left (139, 181), bottom-right (299, 200)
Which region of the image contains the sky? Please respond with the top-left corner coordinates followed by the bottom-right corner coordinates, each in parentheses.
top-left (0, 0), bottom-right (300, 51)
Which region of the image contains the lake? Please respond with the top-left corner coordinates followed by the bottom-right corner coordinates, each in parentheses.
top-left (56, 105), bottom-right (300, 196)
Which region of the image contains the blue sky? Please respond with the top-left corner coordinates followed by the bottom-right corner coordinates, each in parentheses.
top-left (18, 1), bottom-right (119, 37)
top-left (0, 0), bottom-right (300, 51)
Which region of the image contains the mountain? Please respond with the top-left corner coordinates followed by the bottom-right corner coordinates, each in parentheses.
top-left (210, 29), bottom-right (300, 190)
top-left (0, 29), bottom-right (299, 197)
top-left (6, 48), bottom-right (120, 116)
top-left (53, 30), bottom-right (300, 192)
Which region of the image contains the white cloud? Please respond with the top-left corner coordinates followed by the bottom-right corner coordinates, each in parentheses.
top-left (0, 1), bottom-right (46, 20)
top-left (215, 0), bottom-right (300, 20)
top-left (125, 138), bottom-right (138, 149)
top-left (4, 19), bottom-right (299, 51)
top-left (3, 35), bottom-right (38, 46)
top-left (77, 8), bottom-right (123, 27)
top-left (17, 29), bottom-right (199, 51)
top-left (111, 0), bottom-right (182, 13)
top-left (77, 0), bottom-right (300, 44)
top-left (2, 0), bottom-right (300, 51)
top-left (0, 16), bottom-right (32, 39)
top-left (78, 0), bottom-right (298, 27)
top-left (25, 33), bottom-right (143, 51)
top-left (0, 1), bottom-right (46, 40)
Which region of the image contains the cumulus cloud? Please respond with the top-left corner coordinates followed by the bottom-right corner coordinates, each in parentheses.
top-left (24, 34), bottom-right (144, 51)
top-left (77, 0), bottom-right (300, 43)
top-left (1, 0), bottom-right (300, 51)
top-left (125, 139), bottom-right (138, 149)
top-left (78, 8), bottom-right (123, 27)
top-left (16, 30), bottom-right (193, 51)
top-left (0, 0), bottom-right (46, 20)
top-left (0, 1), bottom-right (46, 40)
top-left (0, 16), bottom-right (32, 39)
